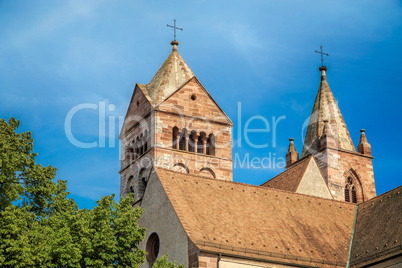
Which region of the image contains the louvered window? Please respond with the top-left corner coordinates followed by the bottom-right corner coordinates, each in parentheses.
top-left (345, 186), bottom-right (350, 202)
top-left (352, 186), bottom-right (357, 203)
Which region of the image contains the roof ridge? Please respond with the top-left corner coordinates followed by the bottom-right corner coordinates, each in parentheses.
top-left (358, 185), bottom-right (402, 207)
top-left (155, 167), bottom-right (357, 205)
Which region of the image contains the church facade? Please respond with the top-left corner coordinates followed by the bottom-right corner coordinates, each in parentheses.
top-left (119, 41), bottom-right (401, 268)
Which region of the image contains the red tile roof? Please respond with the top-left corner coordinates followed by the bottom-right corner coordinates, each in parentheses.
top-left (156, 168), bottom-right (357, 267)
top-left (350, 186), bottom-right (402, 267)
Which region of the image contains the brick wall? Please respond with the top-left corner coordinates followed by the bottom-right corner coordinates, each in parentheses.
top-left (198, 252), bottom-right (218, 268)
top-left (315, 148), bottom-right (376, 202)
top-left (154, 78), bottom-right (233, 181)
top-left (120, 76), bottom-right (234, 199)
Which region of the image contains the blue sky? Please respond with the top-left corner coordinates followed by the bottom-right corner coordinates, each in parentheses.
top-left (1, 0), bottom-right (401, 209)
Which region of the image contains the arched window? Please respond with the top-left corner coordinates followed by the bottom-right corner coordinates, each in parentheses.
top-left (345, 177), bottom-right (358, 203)
top-left (127, 176), bottom-right (135, 196)
top-left (207, 134), bottom-right (215, 156)
top-left (352, 186), bottom-right (357, 203)
top-left (125, 144), bottom-right (132, 161)
top-left (144, 130), bottom-right (148, 152)
top-left (146, 233), bottom-right (160, 263)
top-left (199, 167), bottom-right (216, 179)
top-left (136, 137), bottom-right (140, 157)
top-left (179, 129), bottom-right (187, 151)
top-left (345, 185), bottom-right (350, 202)
top-left (197, 137), bottom-right (203, 154)
top-left (139, 134), bottom-right (144, 155)
top-left (172, 127), bottom-right (179, 149)
top-left (198, 132), bottom-right (206, 154)
top-left (131, 140), bottom-right (137, 160)
top-left (172, 163), bottom-right (190, 174)
top-left (188, 130), bottom-right (197, 152)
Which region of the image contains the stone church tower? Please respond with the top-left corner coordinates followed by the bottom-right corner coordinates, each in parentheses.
top-left (119, 41), bottom-right (233, 203)
top-left (288, 66), bottom-right (376, 203)
top-left (117, 41), bottom-right (401, 268)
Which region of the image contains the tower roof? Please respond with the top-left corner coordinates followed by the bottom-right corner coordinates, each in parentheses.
top-left (302, 67), bottom-right (355, 157)
top-left (142, 41), bottom-right (194, 105)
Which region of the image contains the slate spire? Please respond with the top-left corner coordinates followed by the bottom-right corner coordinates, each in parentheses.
top-left (301, 67), bottom-right (355, 157)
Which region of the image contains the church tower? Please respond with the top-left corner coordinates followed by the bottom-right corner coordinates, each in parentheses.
top-left (300, 66), bottom-right (376, 203)
top-left (119, 41), bottom-right (233, 204)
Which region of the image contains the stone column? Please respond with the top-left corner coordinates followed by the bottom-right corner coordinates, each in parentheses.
top-left (203, 140), bottom-right (207, 154)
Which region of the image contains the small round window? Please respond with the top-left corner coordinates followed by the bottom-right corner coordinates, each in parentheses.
top-left (146, 233), bottom-right (160, 262)
top-left (191, 94), bottom-right (197, 101)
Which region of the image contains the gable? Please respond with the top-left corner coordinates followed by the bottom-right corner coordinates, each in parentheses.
top-left (296, 157), bottom-right (333, 199)
top-left (156, 77), bottom-right (232, 125)
top-left (119, 84), bottom-right (153, 139)
top-left (260, 156), bottom-right (310, 192)
top-left (137, 169), bottom-right (188, 268)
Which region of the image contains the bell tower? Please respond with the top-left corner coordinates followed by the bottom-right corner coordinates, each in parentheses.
top-left (300, 66), bottom-right (376, 203)
top-left (119, 41), bottom-right (233, 204)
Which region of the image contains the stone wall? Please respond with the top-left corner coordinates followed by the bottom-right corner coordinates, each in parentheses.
top-left (315, 148), bottom-right (376, 202)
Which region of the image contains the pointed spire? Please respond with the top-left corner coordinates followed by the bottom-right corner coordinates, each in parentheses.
top-left (357, 129), bottom-right (372, 156)
top-left (286, 138), bottom-right (299, 167)
top-left (302, 67), bottom-right (355, 157)
top-left (145, 41), bottom-right (194, 105)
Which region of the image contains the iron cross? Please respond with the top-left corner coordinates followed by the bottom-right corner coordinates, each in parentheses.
top-left (167, 19), bottom-right (183, 41)
top-left (315, 45), bottom-right (329, 66)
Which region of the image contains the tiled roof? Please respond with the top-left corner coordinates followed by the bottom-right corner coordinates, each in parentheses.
top-left (156, 168), bottom-right (356, 267)
top-left (302, 68), bottom-right (355, 157)
top-left (350, 186), bottom-right (402, 267)
top-left (145, 46), bottom-right (194, 106)
top-left (260, 156), bottom-right (311, 192)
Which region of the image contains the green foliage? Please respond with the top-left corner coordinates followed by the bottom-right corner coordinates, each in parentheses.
top-left (0, 118), bottom-right (148, 267)
top-left (0, 117), bottom-right (57, 214)
top-left (152, 255), bottom-right (185, 268)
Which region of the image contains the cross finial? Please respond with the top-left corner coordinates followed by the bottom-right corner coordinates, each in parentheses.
top-left (167, 19), bottom-right (183, 41)
top-left (315, 45), bottom-right (329, 67)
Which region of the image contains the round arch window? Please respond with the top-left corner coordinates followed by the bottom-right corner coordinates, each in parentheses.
top-left (146, 233), bottom-right (160, 262)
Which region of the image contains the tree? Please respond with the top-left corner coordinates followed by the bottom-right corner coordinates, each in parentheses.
top-left (0, 118), bottom-right (181, 267)
top-left (152, 255), bottom-right (184, 268)
top-left (0, 117), bottom-right (57, 214)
